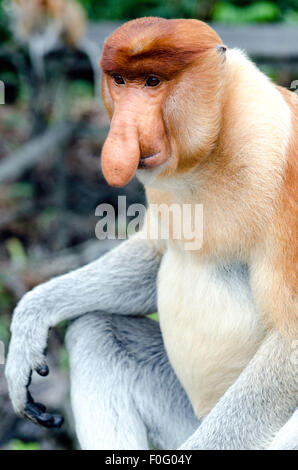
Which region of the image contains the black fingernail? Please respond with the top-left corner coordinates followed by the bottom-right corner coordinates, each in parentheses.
top-left (52, 414), bottom-right (64, 428)
top-left (36, 413), bottom-right (64, 428)
top-left (36, 364), bottom-right (49, 377)
top-left (24, 399), bottom-right (64, 429)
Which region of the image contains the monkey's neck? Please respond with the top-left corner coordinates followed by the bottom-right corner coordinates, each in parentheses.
top-left (146, 50), bottom-right (291, 258)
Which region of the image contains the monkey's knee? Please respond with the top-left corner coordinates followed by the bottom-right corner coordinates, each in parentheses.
top-left (65, 311), bottom-right (108, 357)
top-left (65, 314), bottom-right (196, 450)
top-left (66, 312), bottom-right (152, 365)
top-left (66, 313), bottom-right (153, 449)
top-left (66, 312), bottom-right (128, 387)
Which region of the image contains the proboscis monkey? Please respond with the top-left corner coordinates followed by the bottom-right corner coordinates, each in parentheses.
top-left (5, 18), bottom-right (298, 450)
top-left (9, 0), bottom-right (86, 47)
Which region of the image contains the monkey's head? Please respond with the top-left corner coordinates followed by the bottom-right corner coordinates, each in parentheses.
top-left (100, 17), bottom-right (226, 187)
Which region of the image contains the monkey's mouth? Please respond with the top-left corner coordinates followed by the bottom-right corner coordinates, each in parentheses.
top-left (138, 152), bottom-right (167, 169)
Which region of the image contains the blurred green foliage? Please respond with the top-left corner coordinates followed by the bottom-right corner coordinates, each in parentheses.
top-left (213, 2), bottom-right (280, 23)
top-left (77, 0), bottom-right (208, 20)
top-left (0, 308), bottom-right (11, 342)
top-left (10, 439), bottom-right (40, 450)
top-left (148, 312), bottom-right (159, 322)
top-left (0, 0), bottom-right (11, 43)
top-left (76, 0), bottom-right (298, 22)
top-left (59, 346), bottom-right (70, 371)
top-left (6, 238), bottom-right (27, 269)
top-left (8, 182), bottom-right (34, 200)
top-left (0, 0), bottom-right (297, 41)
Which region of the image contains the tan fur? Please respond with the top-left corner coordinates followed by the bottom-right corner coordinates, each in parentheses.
top-left (249, 87), bottom-right (298, 335)
top-left (145, 49), bottom-right (296, 334)
top-left (100, 19), bottom-right (297, 417)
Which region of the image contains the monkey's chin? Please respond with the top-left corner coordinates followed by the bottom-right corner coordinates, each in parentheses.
top-left (136, 155), bottom-right (173, 187)
top-left (138, 151), bottom-right (169, 170)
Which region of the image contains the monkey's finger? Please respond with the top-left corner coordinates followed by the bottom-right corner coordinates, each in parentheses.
top-left (24, 400), bottom-right (64, 428)
top-left (34, 402), bottom-right (47, 413)
top-left (26, 390), bottom-right (46, 413)
top-left (36, 413), bottom-right (64, 429)
top-left (25, 390), bottom-right (64, 428)
top-left (27, 390), bottom-right (47, 412)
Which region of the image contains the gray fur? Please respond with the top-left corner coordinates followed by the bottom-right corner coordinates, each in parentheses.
top-left (66, 313), bottom-right (199, 449)
top-left (5, 237), bottom-right (298, 449)
top-left (268, 408), bottom-right (298, 450)
top-left (5, 238), bottom-right (161, 415)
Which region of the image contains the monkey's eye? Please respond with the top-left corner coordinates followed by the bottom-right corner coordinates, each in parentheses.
top-left (145, 76), bottom-right (160, 87)
top-left (113, 74), bottom-right (125, 85)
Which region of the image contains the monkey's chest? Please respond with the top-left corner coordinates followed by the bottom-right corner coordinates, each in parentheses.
top-left (157, 247), bottom-right (265, 418)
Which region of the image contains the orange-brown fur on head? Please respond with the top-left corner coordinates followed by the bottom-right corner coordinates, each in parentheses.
top-left (101, 17), bottom-right (222, 80)
top-left (100, 18), bottom-right (225, 186)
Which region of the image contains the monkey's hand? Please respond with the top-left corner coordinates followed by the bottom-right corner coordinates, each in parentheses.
top-left (5, 289), bottom-right (64, 428)
top-left (5, 237), bottom-right (160, 428)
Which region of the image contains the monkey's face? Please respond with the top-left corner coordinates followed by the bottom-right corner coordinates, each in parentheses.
top-left (100, 17), bottom-right (224, 187)
top-left (100, 70), bottom-right (171, 187)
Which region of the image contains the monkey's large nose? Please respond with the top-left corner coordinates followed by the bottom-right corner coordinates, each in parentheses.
top-left (101, 121), bottom-right (140, 187)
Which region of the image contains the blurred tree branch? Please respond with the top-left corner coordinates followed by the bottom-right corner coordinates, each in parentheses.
top-left (0, 122), bottom-right (109, 184)
top-left (0, 122), bottom-right (77, 184)
top-left (0, 238), bottom-right (121, 299)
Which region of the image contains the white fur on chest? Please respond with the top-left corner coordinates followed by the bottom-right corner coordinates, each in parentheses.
top-left (157, 246), bottom-right (265, 417)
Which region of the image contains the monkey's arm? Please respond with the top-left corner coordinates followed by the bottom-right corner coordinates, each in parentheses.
top-left (180, 240), bottom-right (297, 450)
top-left (5, 236), bottom-right (161, 427)
top-left (179, 331), bottom-right (297, 450)
top-left (268, 408), bottom-right (298, 450)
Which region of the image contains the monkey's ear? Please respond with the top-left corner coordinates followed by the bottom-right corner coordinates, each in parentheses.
top-left (216, 45), bottom-right (227, 54)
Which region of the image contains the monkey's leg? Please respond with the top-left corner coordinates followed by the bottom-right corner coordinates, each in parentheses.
top-left (6, 237), bottom-right (161, 425)
top-left (66, 313), bottom-right (199, 450)
top-left (268, 408), bottom-right (298, 450)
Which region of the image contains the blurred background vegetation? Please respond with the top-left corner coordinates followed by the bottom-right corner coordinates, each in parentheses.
top-left (1, 0), bottom-right (298, 29)
top-left (78, 0), bottom-right (298, 23)
top-left (0, 0), bottom-right (297, 451)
